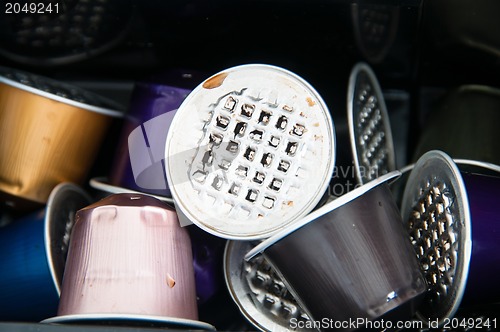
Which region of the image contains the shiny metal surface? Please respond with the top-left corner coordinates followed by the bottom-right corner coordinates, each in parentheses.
top-left (41, 313), bottom-right (215, 330)
top-left (246, 171), bottom-right (426, 331)
top-left (391, 159), bottom-right (500, 210)
top-left (348, 62), bottom-right (395, 185)
top-left (0, 67), bottom-right (122, 210)
top-left (165, 64), bottom-right (336, 240)
top-left (401, 151), bottom-right (471, 325)
top-left (57, 194), bottom-right (199, 323)
top-left (89, 177), bottom-right (174, 204)
top-left (224, 240), bottom-right (312, 332)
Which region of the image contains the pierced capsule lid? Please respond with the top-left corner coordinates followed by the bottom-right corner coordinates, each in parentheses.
top-left (401, 150), bottom-right (472, 324)
top-left (224, 240), bottom-right (314, 332)
top-left (348, 62), bottom-right (395, 184)
top-left (165, 64), bottom-right (336, 240)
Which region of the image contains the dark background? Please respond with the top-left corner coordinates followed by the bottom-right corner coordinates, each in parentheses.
top-left (1, 0), bottom-right (499, 330)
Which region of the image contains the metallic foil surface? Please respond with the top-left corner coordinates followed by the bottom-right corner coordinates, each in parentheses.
top-left (247, 172), bottom-right (426, 331)
top-left (401, 151), bottom-right (500, 326)
top-left (165, 64), bottom-right (336, 240)
top-left (57, 194), bottom-right (198, 321)
top-left (0, 70), bottom-right (121, 210)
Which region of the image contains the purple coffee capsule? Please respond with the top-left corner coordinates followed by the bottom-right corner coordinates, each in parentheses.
top-left (187, 225), bottom-right (226, 306)
top-left (401, 150), bottom-right (500, 326)
top-left (91, 69), bottom-right (206, 199)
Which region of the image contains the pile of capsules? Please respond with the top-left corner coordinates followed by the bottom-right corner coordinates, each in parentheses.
top-left (0, 63), bottom-right (499, 331)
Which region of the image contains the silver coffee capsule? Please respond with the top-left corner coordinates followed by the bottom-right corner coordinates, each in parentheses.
top-left (224, 240), bottom-right (313, 332)
top-left (246, 171), bottom-right (426, 332)
top-left (401, 151), bottom-right (500, 326)
top-left (348, 62), bottom-right (395, 184)
top-left (402, 150), bottom-right (469, 325)
top-left (165, 64), bottom-right (336, 240)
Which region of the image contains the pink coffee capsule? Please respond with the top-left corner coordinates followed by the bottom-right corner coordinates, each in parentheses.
top-left (49, 193), bottom-right (214, 330)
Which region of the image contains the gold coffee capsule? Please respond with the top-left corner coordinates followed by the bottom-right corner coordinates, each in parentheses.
top-left (0, 67), bottom-right (122, 210)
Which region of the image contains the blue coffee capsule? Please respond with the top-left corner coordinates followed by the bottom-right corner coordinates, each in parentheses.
top-left (0, 183), bottom-right (92, 322)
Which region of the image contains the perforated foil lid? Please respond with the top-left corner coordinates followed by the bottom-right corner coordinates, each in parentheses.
top-left (401, 150), bottom-right (472, 324)
top-left (224, 240), bottom-right (313, 332)
top-left (165, 64), bottom-right (336, 240)
top-left (348, 62), bottom-right (395, 184)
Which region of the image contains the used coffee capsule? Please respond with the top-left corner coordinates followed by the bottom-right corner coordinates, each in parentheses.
top-left (246, 171), bottom-right (426, 331)
top-left (165, 64), bottom-right (336, 239)
top-left (348, 62), bottom-right (395, 184)
top-left (0, 66), bottom-right (122, 210)
top-left (94, 69), bottom-right (206, 199)
top-left (0, 183), bottom-right (92, 321)
top-left (401, 150), bottom-right (500, 325)
top-left (45, 193), bottom-right (214, 330)
top-left (88, 181), bottom-right (225, 305)
top-left (224, 240), bottom-right (313, 332)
